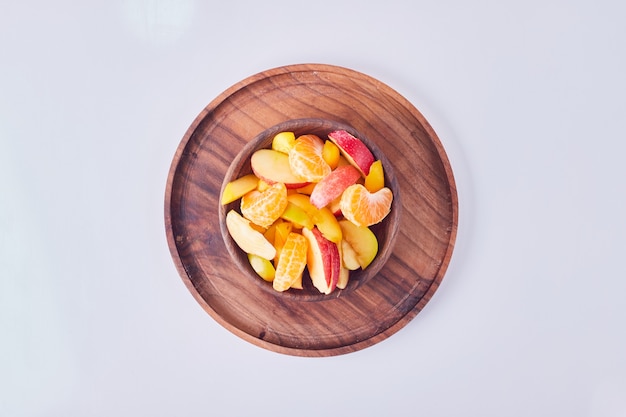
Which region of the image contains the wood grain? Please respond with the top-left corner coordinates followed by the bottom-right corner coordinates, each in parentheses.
top-left (164, 64), bottom-right (458, 356)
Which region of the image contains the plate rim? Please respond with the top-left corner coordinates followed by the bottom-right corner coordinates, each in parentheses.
top-left (164, 63), bottom-right (458, 356)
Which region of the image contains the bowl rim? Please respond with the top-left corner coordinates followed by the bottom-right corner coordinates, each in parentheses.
top-left (218, 117), bottom-right (402, 301)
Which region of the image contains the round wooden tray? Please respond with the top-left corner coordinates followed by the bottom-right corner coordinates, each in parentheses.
top-left (164, 64), bottom-right (458, 356)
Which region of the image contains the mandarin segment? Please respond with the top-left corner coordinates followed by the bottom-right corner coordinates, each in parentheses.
top-left (240, 182), bottom-right (288, 228)
top-left (288, 134), bottom-right (332, 182)
top-left (273, 232), bottom-right (308, 292)
top-left (340, 184), bottom-right (393, 227)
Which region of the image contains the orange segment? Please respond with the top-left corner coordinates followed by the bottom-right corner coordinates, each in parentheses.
top-left (288, 134), bottom-right (331, 182)
top-left (273, 232), bottom-right (308, 292)
top-left (340, 184), bottom-right (393, 227)
top-left (273, 220), bottom-right (293, 263)
top-left (240, 182), bottom-right (288, 228)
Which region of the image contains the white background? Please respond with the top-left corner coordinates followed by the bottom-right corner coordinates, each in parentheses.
top-left (2, 1), bottom-right (625, 416)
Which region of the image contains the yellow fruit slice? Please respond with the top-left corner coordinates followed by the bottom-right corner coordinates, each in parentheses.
top-left (272, 131), bottom-right (296, 154)
top-left (273, 233), bottom-right (308, 292)
top-left (322, 140), bottom-right (340, 169)
top-left (295, 183), bottom-right (316, 195)
top-left (364, 160), bottom-right (384, 192)
top-left (290, 273), bottom-right (303, 290)
top-left (221, 174), bottom-right (259, 205)
top-left (280, 202), bottom-right (314, 229)
top-left (257, 179), bottom-right (271, 192)
top-left (287, 194), bottom-right (342, 243)
top-left (273, 220), bottom-right (293, 263)
top-left (247, 253), bottom-right (276, 282)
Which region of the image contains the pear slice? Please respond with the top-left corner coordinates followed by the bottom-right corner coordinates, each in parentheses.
top-left (225, 210), bottom-right (276, 260)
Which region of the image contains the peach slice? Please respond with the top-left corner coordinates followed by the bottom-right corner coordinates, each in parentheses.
top-left (301, 227), bottom-right (340, 294)
top-left (221, 173), bottom-right (259, 205)
top-left (225, 210), bottom-right (276, 260)
top-left (251, 149), bottom-right (310, 189)
top-left (295, 183), bottom-right (316, 195)
top-left (364, 160), bottom-right (385, 193)
top-left (309, 165), bottom-right (361, 210)
top-left (287, 193), bottom-right (318, 213)
top-left (338, 219), bottom-right (378, 270)
top-left (271, 131), bottom-right (296, 154)
top-left (272, 220), bottom-right (293, 263)
top-left (287, 194), bottom-right (342, 244)
top-left (247, 253), bottom-right (276, 282)
top-left (328, 130), bottom-right (375, 176)
top-left (312, 206), bottom-right (342, 244)
top-left (322, 140), bottom-right (340, 169)
top-left (263, 219), bottom-right (278, 243)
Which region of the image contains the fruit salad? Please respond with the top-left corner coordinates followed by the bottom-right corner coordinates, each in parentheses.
top-left (222, 130), bottom-right (393, 294)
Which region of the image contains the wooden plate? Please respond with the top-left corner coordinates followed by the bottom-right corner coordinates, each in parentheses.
top-left (164, 64), bottom-right (458, 356)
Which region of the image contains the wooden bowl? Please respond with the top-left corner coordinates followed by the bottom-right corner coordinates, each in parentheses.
top-left (218, 118), bottom-right (401, 301)
top-left (164, 64), bottom-right (458, 356)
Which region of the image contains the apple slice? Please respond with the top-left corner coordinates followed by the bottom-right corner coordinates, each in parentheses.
top-left (301, 227), bottom-right (340, 294)
top-left (328, 130), bottom-right (375, 176)
top-left (309, 165), bottom-right (361, 210)
top-left (338, 219), bottom-right (378, 270)
top-left (225, 210), bottom-right (276, 260)
top-left (340, 239), bottom-right (361, 270)
top-left (336, 243), bottom-right (350, 290)
top-left (251, 149), bottom-right (310, 189)
top-left (247, 253), bottom-right (276, 282)
top-left (328, 195), bottom-right (342, 217)
top-left (221, 173), bottom-right (259, 205)
top-left (337, 265), bottom-right (350, 290)
top-left (280, 202), bottom-right (314, 229)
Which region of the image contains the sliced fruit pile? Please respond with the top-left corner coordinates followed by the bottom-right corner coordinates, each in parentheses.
top-left (222, 130), bottom-right (393, 294)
